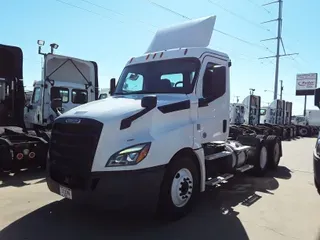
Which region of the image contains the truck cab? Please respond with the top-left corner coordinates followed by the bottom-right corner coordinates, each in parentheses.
top-left (46, 16), bottom-right (281, 220)
top-left (24, 54), bottom-right (99, 129)
top-left (229, 103), bottom-right (245, 125)
top-left (260, 99), bottom-right (285, 125)
top-left (229, 95), bottom-right (261, 126)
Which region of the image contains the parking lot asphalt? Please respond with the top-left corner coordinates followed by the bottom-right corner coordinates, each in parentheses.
top-left (0, 137), bottom-right (319, 240)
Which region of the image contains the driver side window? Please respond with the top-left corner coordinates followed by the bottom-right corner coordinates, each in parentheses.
top-left (202, 62), bottom-right (226, 100)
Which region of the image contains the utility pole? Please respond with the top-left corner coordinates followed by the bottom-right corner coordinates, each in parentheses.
top-left (236, 96), bottom-right (240, 103)
top-left (259, 0), bottom-right (298, 100)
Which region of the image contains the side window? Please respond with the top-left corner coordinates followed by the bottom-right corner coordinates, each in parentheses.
top-left (161, 73), bottom-right (183, 88)
top-left (32, 87), bottom-right (41, 104)
top-left (72, 89), bottom-right (88, 104)
top-left (50, 87), bottom-right (69, 103)
top-left (202, 63), bottom-right (226, 100)
top-left (123, 73), bottom-right (143, 92)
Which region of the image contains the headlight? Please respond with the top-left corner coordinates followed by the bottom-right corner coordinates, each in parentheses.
top-left (315, 138), bottom-right (320, 157)
top-left (106, 143), bottom-right (151, 167)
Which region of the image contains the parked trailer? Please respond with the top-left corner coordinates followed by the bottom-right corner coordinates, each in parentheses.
top-left (46, 16), bottom-right (283, 220)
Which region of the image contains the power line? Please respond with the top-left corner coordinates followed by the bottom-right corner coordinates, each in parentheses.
top-left (55, 0), bottom-right (116, 22)
top-left (259, 0), bottom-right (299, 100)
top-left (79, 0), bottom-right (158, 29)
top-left (207, 0), bottom-right (271, 33)
top-left (246, 0), bottom-right (271, 14)
top-left (147, 0), bottom-right (272, 52)
top-left (54, 0), bottom-right (279, 59)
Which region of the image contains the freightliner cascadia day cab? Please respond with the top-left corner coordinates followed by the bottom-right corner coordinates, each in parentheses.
top-left (46, 16), bottom-right (282, 220)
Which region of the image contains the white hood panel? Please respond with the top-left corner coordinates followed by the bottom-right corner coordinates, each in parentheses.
top-left (59, 94), bottom-right (190, 123)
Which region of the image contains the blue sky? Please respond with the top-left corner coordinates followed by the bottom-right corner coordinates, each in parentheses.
top-left (1, 0), bottom-right (319, 114)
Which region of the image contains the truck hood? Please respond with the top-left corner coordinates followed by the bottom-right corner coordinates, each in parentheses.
top-left (58, 94), bottom-right (190, 122)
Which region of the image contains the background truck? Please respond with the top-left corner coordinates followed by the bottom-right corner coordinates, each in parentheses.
top-left (290, 106), bottom-right (319, 137)
top-left (259, 99), bottom-right (295, 139)
top-left (0, 43), bottom-right (100, 173)
top-left (229, 93), bottom-right (293, 140)
top-left (46, 15), bottom-right (283, 220)
top-left (0, 44), bottom-right (48, 172)
top-left (24, 42), bottom-right (99, 130)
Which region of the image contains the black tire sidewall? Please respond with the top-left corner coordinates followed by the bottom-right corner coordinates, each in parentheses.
top-left (268, 140), bottom-right (281, 170)
top-left (250, 142), bottom-right (268, 177)
top-left (157, 156), bottom-right (199, 220)
top-left (299, 128), bottom-right (308, 137)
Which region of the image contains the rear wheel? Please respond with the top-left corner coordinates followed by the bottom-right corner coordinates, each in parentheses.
top-left (251, 143), bottom-right (268, 177)
top-left (157, 155), bottom-right (199, 221)
top-left (267, 136), bottom-right (281, 170)
top-left (299, 127), bottom-right (309, 137)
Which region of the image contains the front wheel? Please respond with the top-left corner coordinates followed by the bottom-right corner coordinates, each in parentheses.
top-left (157, 155), bottom-right (199, 221)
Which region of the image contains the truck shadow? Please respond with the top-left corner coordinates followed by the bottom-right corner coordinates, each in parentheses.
top-left (0, 168), bottom-right (46, 188)
top-left (0, 166), bottom-right (291, 240)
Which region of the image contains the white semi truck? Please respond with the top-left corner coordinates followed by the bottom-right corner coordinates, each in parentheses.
top-left (260, 100), bottom-right (295, 139)
top-left (46, 16), bottom-right (282, 220)
top-left (24, 51), bottom-right (99, 130)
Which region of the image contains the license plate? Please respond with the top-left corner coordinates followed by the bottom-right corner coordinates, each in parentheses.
top-left (59, 185), bottom-right (72, 199)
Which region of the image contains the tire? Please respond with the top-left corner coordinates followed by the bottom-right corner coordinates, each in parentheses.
top-left (157, 155), bottom-right (199, 221)
top-left (267, 136), bottom-right (281, 170)
top-left (250, 142), bottom-right (268, 177)
top-left (299, 127), bottom-right (309, 137)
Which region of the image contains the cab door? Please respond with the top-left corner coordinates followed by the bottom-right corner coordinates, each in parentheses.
top-left (194, 55), bottom-right (230, 145)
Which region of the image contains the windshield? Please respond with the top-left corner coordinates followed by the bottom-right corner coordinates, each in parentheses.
top-left (114, 58), bottom-right (200, 95)
top-left (260, 109), bottom-right (266, 116)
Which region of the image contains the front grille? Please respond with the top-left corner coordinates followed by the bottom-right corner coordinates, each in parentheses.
top-left (49, 117), bottom-right (103, 189)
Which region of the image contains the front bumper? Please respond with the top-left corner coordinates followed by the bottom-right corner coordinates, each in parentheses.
top-left (46, 165), bottom-right (166, 212)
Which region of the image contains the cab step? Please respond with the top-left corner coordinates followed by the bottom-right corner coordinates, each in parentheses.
top-left (236, 164), bottom-right (253, 172)
top-left (205, 173), bottom-right (234, 186)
